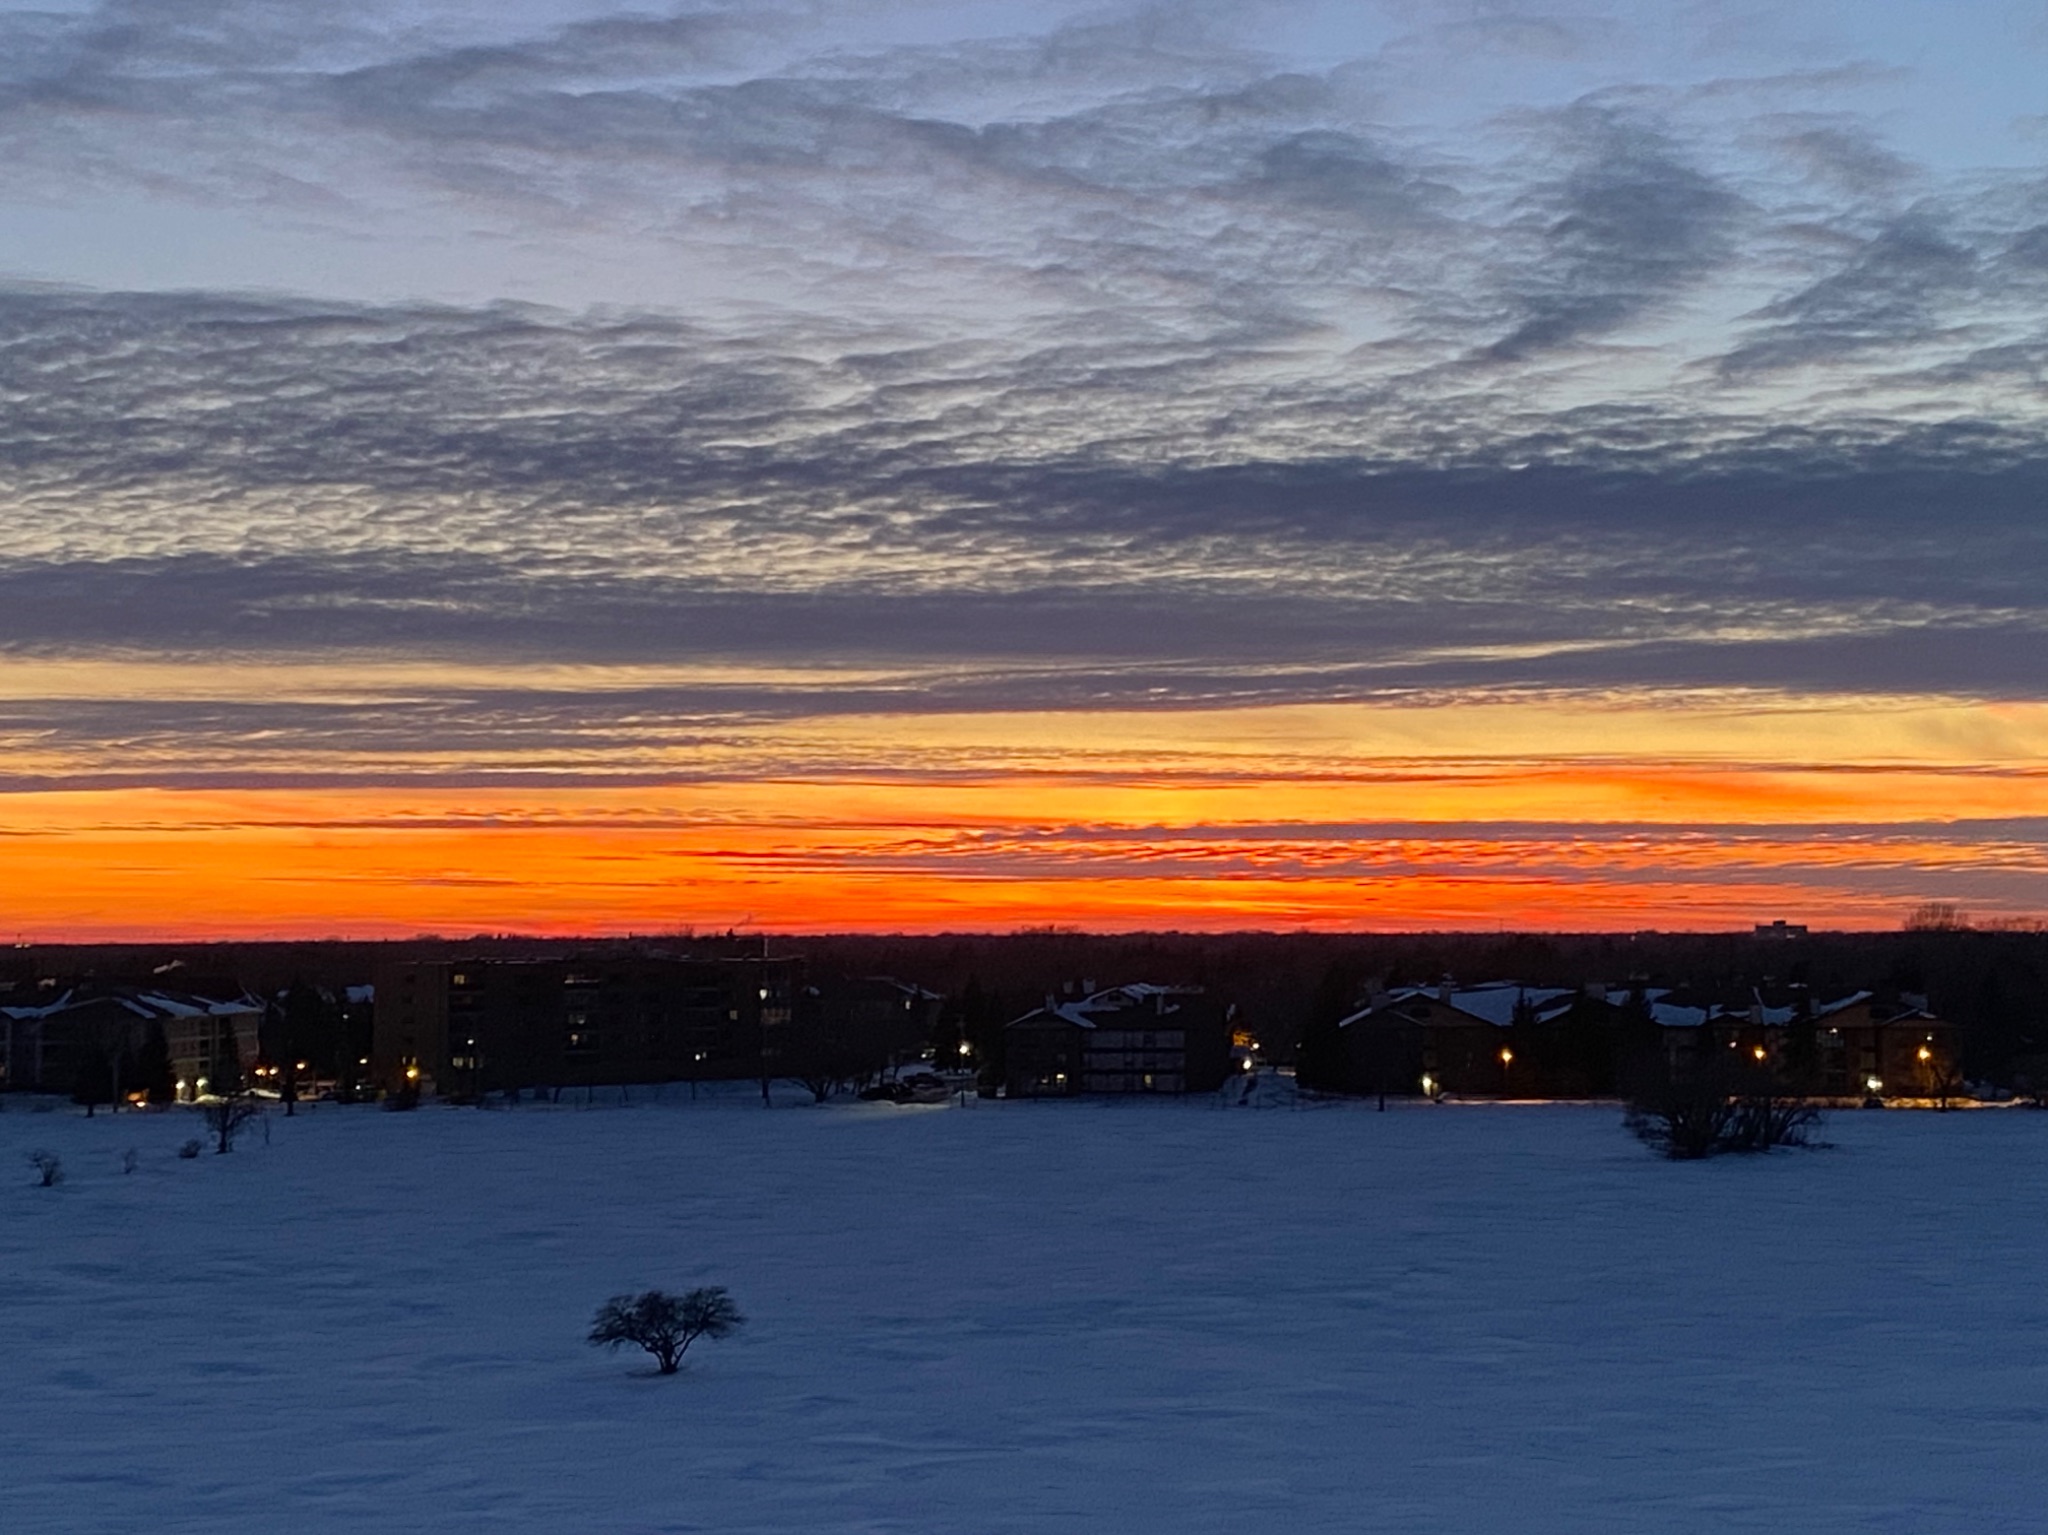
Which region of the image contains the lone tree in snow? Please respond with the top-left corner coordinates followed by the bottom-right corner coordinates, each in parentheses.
top-left (588, 1287), bottom-right (745, 1375)
top-left (204, 1094), bottom-right (263, 1155)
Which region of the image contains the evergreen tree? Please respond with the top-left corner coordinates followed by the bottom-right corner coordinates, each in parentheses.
top-left (1296, 963), bottom-right (1358, 1094)
top-left (1781, 991), bottom-right (1819, 1095)
top-left (111, 1024), bottom-right (178, 1107)
top-left (205, 1027), bottom-right (244, 1098)
top-left (71, 1045), bottom-right (113, 1115)
top-left (959, 977), bottom-right (1006, 1089)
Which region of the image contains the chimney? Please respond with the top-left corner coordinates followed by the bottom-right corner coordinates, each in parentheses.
top-left (1437, 974), bottom-right (1454, 1003)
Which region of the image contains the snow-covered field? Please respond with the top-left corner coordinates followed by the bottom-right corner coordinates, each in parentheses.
top-left (6, 1091), bottom-right (2046, 1534)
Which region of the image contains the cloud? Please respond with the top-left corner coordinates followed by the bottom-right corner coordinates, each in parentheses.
top-left (1482, 107), bottom-right (1742, 359)
top-left (1718, 214), bottom-right (1979, 375)
top-left (0, 3), bottom-right (2045, 724)
top-left (1765, 120), bottom-right (1915, 197)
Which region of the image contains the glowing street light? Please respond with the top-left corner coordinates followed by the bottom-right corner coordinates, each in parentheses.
top-left (1753, 1044), bottom-right (1768, 1062)
top-left (1917, 1045), bottom-right (1932, 1063)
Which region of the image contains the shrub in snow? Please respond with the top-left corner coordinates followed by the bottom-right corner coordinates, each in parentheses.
top-left (589, 1287), bottom-right (745, 1375)
top-left (1725, 1095), bottom-right (1822, 1153)
top-left (121, 1148), bottom-right (140, 1175)
top-left (176, 1139), bottom-right (203, 1160)
top-left (27, 1150), bottom-right (63, 1187)
top-left (1624, 1061), bottom-right (1823, 1160)
top-left (1624, 1077), bottom-right (1736, 1160)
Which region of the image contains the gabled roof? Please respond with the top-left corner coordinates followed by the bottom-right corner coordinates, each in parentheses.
top-left (1007, 983), bottom-right (1205, 1032)
top-left (0, 984), bottom-right (261, 1025)
top-left (1333, 980), bottom-right (1921, 1032)
top-left (1339, 982), bottom-right (1586, 1030)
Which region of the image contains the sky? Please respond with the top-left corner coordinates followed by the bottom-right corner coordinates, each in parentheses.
top-left (1, 0), bottom-right (2046, 938)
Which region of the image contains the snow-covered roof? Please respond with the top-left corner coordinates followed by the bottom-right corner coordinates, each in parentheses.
top-left (1009, 983), bottom-right (1205, 1031)
top-left (1336, 981), bottom-right (1938, 1031)
top-left (1648, 1003), bottom-right (1712, 1029)
top-left (0, 985), bottom-right (261, 1024)
top-left (1340, 982), bottom-right (1585, 1030)
top-left (0, 987), bottom-right (75, 1021)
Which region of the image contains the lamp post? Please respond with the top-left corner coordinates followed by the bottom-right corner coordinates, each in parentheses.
top-left (1498, 1045), bottom-right (1513, 1097)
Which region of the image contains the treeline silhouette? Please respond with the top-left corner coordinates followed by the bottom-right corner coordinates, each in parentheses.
top-left (9, 926), bottom-right (2047, 1083)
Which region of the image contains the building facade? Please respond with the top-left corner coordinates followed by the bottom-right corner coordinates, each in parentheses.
top-left (371, 942), bottom-right (799, 1095)
top-left (1337, 980), bottom-right (1963, 1101)
top-left (1005, 984), bottom-right (1232, 1097)
top-left (0, 982), bottom-right (260, 1099)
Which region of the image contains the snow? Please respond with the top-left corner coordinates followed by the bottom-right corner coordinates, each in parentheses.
top-left (6, 1092), bottom-right (2047, 1534)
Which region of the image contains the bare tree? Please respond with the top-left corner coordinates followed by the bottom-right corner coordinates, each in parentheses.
top-left (204, 1095), bottom-right (263, 1154)
top-left (588, 1287), bottom-right (745, 1375)
top-left (1905, 901), bottom-right (1968, 932)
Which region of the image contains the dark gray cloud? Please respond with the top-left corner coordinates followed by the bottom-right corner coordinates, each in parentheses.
top-left (1483, 108), bottom-right (1741, 359)
top-left (2, 272), bottom-right (2046, 714)
top-left (1, 2), bottom-right (2046, 726)
top-left (1719, 214), bottom-right (1979, 375)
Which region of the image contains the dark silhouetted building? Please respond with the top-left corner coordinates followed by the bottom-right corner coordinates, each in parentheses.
top-left (1005, 984), bottom-right (1231, 1097)
top-left (372, 940), bottom-right (798, 1095)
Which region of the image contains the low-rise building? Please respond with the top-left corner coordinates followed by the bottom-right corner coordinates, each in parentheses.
top-left (0, 983), bottom-right (260, 1099)
top-left (372, 940), bottom-right (799, 1096)
top-left (1337, 978), bottom-right (1963, 1101)
top-left (1005, 984), bottom-right (1232, 1097)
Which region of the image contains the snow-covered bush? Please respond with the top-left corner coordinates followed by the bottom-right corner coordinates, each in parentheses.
top-left (27, 1150), bottom-right (62, 1187)
top-left (176, 1139), bottom-right (203, 1160)
top-left (588, 1287), bottom-right (745, 1375)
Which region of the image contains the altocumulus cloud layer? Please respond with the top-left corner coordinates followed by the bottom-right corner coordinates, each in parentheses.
top-left (2, 0), bottom-right (2047, 713)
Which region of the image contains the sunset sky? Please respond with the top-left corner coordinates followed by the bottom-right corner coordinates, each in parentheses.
top-left (2, 0), bottom-right (2046, 937)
